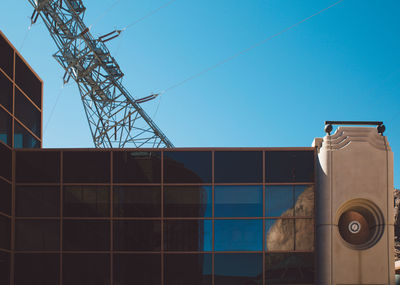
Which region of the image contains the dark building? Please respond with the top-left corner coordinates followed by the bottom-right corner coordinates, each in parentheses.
top-left (0, 31), bottom-right (316, 285)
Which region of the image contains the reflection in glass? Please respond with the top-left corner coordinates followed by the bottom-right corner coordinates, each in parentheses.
top-left (114, 220), bottom-right (161, 251)
top-left (63, 253), bottom-right (110, 285)
top-left (294, 185), bottom-right (314, 217)
top-left (64, 186), bottom-right (109, 217)
top-left (0, 215), bottom-right (10, 250)
top-left (0, 180), bottom-right (11, 215)
top-left (114, 254), bottom-right (161, 285)
top-left (0, 252), bottom-right (9, 285)
top-left (265, 253), bottom-right (314, 284)
top-left (266, 219), bottom-right (294, 251)
top-left (0, 71), bottom-right (12, 112)
top-left (164, 186), bottom-right (211, 217)
top-left (165, 254), bottom-right (212, 285)
top-left (16, 186), bottom-right (59, 217)
top-left (295, 219), bottom-right (314, 251)
top-left (14, 121), bottom-right (40, 148)
top-left (63, 220), bottom-right (110, 251)
top-left (0, 33), bottom-right (14, 78)
top-left (113, 151), bottom-right (161, 183)
top-left (15, 54), bottom-right (42, 108)
top-left (215, 151), bottom-right (262, 183)
top-left (0, 107), bottom-right (11, 146)
top-left (215, 253), bottom-right (262, 285)
top-left (15, 220), bottom-right (59, 251)
top-left (164, 151), bottom-right (212, 183)
top-left (114, 186), bottom-right (160, 217)
top-left (15, 88), bottom-right (41, 137)
top-left (164, 220), bottom-right (212, 251)
top-left (266, 186), bottom-right (293, 217)
top-left (0, 142), bottom-right (11, 180)
top-left (14, 254), bottom-right (59, 285)
top-left (215, 220), bottom-right (262, 251)
top-left (16, 151), bottom-right (60, 183)
top-left (215, 186), bottom-right (262, 217)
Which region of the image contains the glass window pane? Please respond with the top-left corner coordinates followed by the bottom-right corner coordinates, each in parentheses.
top-left (114, 254), bottom-right (161, 285)
top-left (16, 151), bottom-right (60, 182)
top-left (63, 220), bottom-right (110, 251)
top-left (15, 88), bottom-right (41, 138)
top-left (295, 219), bottom-right (314, 251)
top-left (0, 252), bottom-right (10, 285)
top-left (114, 220), bottom-right (161, 251)
top-left (113, 186), bottom-right (160, 217)
top-left (215, 220), bottom-right (262, 251)
top-left (113, 151), bottom-right (161, 183)
top-left (14, 254), bottom-right (59, 285)
top-left (266, 186), bottom-right (294, 217)
top-left (266, 151), bottom-right (314, 183)
top-left (265, 253), bottom-right (314, 284)
top-left (63, 253), bottom-right (110, 285)
top-left (164, 151), bottom-right (212, 183)
top-left (0, 71), bottom-right (13, 112)
top-left (16, 186), bottom-right (59, 217)
top-left (0, 142), bottom-right (11, 181)
top-left (294, 185), bottom-right (314, 217)
top-left (165, 254), bottom-right (212, 285)
top-left (215, 186), bottom-right (262, 217)
top-left (14, 121), bottom-right (40, 149)
top-left (164, 186), bottom-right (211, 218)
top-left (15, 54), bottom-right (42, 108)
top-left (266, 219), bottom-right (294, 251)
top-left (15, 220), bottom-right (59, 251)
top-left (0, 107), bottom-right (12, 146)
top-left (0, 180), bottom-right (11, 215)
top-left (64, 186), bottom-right (109, 217)
top-left (0, 33), bottom-right (14, 78)
top-left (0, 216), bottom-right (10, 250)
top-left (63, 151), bottom-right (110, 183)
top-left (164, 220), bottom-right (212, 251)
top-left (215, 151), bottom-right (262, 183)
top-left (215, 253), bottom-right (262, 285)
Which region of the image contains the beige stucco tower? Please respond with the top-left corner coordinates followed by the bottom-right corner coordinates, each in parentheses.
top-left (313, 124), bottom-right (394, 284)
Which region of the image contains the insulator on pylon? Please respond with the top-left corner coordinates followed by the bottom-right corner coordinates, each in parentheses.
top-left (98, 30), bottom-right (122, 43)
top-left (31, 9), bottom-right (39, 25)
top-left (135, 94), bottom-right (159, 104)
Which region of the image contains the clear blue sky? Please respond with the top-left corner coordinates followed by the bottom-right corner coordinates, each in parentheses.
top-left (1, 0), bottom-right (399, 187)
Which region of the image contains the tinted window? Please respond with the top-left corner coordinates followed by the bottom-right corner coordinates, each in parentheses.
top-left (64, 186), bottom-right (109, 217)
top-left (15, 88), bottom-right (41, 138)
top-left (295, 219), bottom-right (314, 251)
top-left (15, 54), bottom-right (42, 108)
top-left (215, 186), bottom-right (262, 217)
top-left (0, 142), bottom-right (11, 181)
top-left (63, 220), bottom-right (110, 251)
top-left (0, 33), bottom-right (14, 78)
top-left (16, 186), bottom-right (59, 217)
top-left (113, 151), bottom-right (161, 183)
top-left (0, 71), bottom-right (12, 112)
top-left (164, 186), bottom-right (212, 217)
top-left (114, 254), bottom-right (161, 285)
top-left (0, 107), bottom-right (12, 146)
top-left (215, 151), bottom-right (262, 183)
top-left (164, 151), bottom-right (211, 183)
top-left (63, 151), bottom-right (110, 183)
top-left (294, 185), bottom-right (314, 217)
top-left (265, 253), bottom-right (314, 284)
top-left (0, 180), bottom-right (11, 215)
top-left (14, 121), bottom-right (40, 148)
top-left (266, 186), bottom-right (294, 217)
top-left (164, 220), bottom-right (212, 251)
top-left (0, 216), bottom-right (10, 250)
top-left (15, 220), bottom-right (59, 251)
top-left (266, 151), bottom-right (314, 183)
top-left (114, 220), bottom-right (161, 251)
top-left (265, 219), bottom-right (294, 251)
top-left (16, 151), bottom-right (60, 182)
top-left (14, 254), bottom-right (59, 285)
top-left (113, 186), bottom-right (160, 217)
top-left (215, 253), bottom-right (262, 285)
top-left (215, 219), bottom-right (262, 251)
top-left (0, 252), bottom-right (9, 285)
top-left (165, 254), bottom-right (212, 285)
top-left (63, 254), bottom-right (110, 285)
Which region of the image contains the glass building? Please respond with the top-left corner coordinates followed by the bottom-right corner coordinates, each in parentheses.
top-left (0, 31), bottom-right (315, 285)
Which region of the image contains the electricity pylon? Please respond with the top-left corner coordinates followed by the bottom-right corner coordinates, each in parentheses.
top-left (28, 0), bottom-right (174, 148)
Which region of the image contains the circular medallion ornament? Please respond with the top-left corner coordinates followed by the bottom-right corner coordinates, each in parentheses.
top-left (348, 221), bottom-right (361, 234)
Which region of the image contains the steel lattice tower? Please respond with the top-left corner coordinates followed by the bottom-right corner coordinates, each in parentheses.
top-left (28, 0), bottom-right (174, 148)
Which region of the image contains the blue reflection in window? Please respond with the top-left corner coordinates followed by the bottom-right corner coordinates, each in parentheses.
top-left (266, 186), bottom-right (294, 217)
top-left (215, 220), bottom-right (262, 251)
top-left (215, 186), bottom-right (262, 217)
top-left (294, 185), bottom-right (314, 217)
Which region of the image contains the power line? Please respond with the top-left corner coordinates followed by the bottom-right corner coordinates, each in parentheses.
top-left (159, 0), bottom-right (346, 95)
